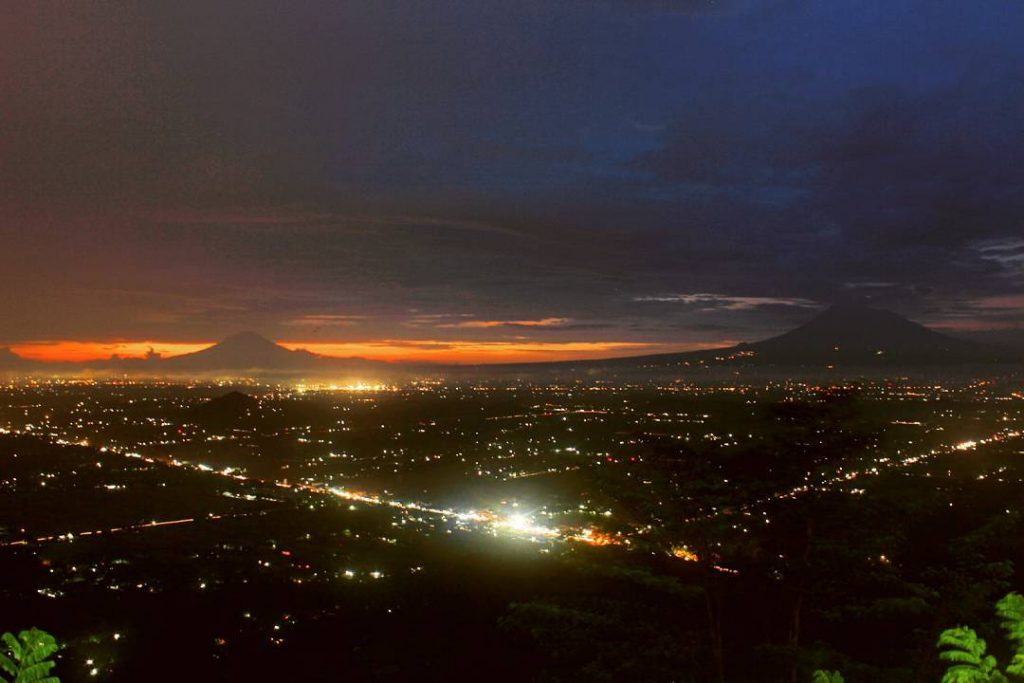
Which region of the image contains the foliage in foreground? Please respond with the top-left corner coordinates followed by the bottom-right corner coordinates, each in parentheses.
top-left (811, 672), bottom-right (844, 683)
top-left (935, 592), bottom-right (1024, 683)
top-left (0, 628), bottom-right (59, 683)
top-left (812, 592), bottom-right (1024, 683)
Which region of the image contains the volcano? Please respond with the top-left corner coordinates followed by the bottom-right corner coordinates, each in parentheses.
top-left (0, 347), bottom-right (30, 369)
top-left (163, 332), bottom-right (320, 371)
top-left (546, 303), bottom-right (1013, 373)
top-left (746, 303), bottom-right (992, 363)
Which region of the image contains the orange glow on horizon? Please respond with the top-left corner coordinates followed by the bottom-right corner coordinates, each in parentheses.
top-left (10, 338), bottom-right (733, 364)
top-left (279, 340), bottom-right (708, 364)
top-left (11, 341), bottom-right (211, 363)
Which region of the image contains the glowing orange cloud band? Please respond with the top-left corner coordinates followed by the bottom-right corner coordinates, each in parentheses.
top-left (11, 341), bottom-right (211, 363)
top-left (10, 339), bottom-right (729, 364)
top-left (280, 340), bottom-right (692, 364)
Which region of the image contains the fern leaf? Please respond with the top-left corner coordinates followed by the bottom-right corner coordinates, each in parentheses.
top-left (0, 636), bottom-right (21, 664)
top-left (16, 631), bottom-right (56, 668)
top-left (996, 592), bottom-right (1024, 676)
top-left (0, 629), bottom-right (59, 683)
top-left (811, 670), bottom-right (845, 683)
top-left (14, 660), bottom-right (55, 683)
top-left (940, 668), bottom-right (1007, 683)
top-left (937, 627), bottom-right (1005, 683)
top-left (0, 651), bottom-right (18, 677)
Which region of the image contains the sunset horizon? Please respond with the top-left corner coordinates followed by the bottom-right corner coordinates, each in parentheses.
top-left (7, 335), bottom-right (717, 365)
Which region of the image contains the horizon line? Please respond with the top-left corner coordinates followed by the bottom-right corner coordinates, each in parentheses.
top-left (6, 337), bottom-right (734, 365)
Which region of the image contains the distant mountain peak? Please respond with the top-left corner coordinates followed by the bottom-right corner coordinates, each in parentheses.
top-left (215, 331), bottom-right (286, 351)
top-left (751, 303), bottom-right (986, 362)
top-left (219, 390), bottom-right (257, 401)
top-left (164, 331), bottom-right (316, 370)
top-left (788, 303), bottom-right (929, 337)
top-left (0, 346), bottom-right (29, 368)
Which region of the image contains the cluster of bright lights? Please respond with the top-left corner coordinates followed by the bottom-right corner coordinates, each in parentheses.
top-left (323, 487), bottom-right (595, 543)
top-left (495, 513), bottom-right (558, 538)
top-left (568, 527), bottom-right (620, 546)
top-left (672, 545), bottom-right (700, 562)
top-left (295, 382), bottom-right (394, 393)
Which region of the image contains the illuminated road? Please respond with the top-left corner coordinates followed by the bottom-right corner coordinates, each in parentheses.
top-left (2, 421), bottom-right (1019, 554)
top-left (0, 427), bottom-right (616, 549)
top-left (0, 508), bottom-right (281, 548)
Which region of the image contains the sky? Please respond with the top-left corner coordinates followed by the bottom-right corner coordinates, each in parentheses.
top-left (2, 0), bottom-right (1023, 362)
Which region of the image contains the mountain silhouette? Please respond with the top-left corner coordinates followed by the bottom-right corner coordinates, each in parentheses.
top-left (0, 347), bottom-right (30, 369)
top-left (163, 332), bottom-right (320, 371)
top-left (190, 390), bottom-right (261, 426)
top-left (747, 303), bottom-right (990, 363)
top-left (4, 306), bottom-right (1016, 377)
top-left (538, 304), bottom-right (1012, 372)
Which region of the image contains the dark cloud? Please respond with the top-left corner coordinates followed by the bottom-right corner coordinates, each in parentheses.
top-left (1, 0), bottom-right (1023, 349)
top-left (610, 0), bottom-right (806, 17)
